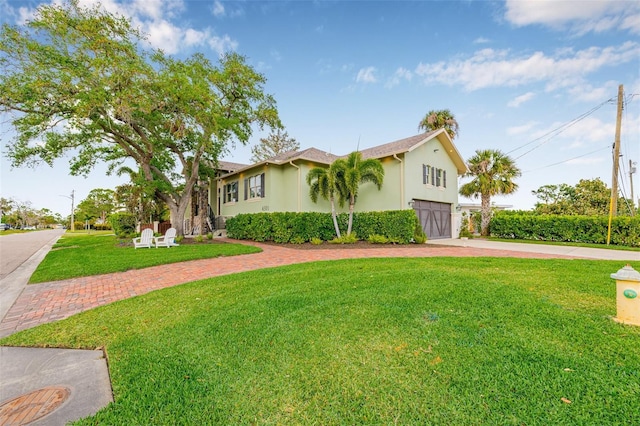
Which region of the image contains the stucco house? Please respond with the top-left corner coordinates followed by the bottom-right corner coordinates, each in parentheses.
top-left (201, 129), bottom-right (468, 240)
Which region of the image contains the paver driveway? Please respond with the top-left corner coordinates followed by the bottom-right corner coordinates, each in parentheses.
top-left (0, 239), bottom-right (591, 337)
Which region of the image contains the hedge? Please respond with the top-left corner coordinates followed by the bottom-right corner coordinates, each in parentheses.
top-left (226, 210), bottom-right (425, 244)
top-left (490, 213), bottom-right (640, 247)
top-left (109, 212), bottom-right (138, 238)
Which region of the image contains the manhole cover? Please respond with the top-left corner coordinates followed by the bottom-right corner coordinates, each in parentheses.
top-left (0, 386), bottom-right (70, 425)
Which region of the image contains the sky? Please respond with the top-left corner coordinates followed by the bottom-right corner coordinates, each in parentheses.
top-left (1, 0), bottom-right (639, 217)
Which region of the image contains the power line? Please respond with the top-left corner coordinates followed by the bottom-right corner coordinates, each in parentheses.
top-left (522, 145), bottom-right (610, 174)
top-left (506, 97), bottom-right (615, 159)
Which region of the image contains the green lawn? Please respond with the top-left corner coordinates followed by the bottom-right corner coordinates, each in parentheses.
top-left (3, 257), bottom-right (638, 425)
top-left (29, 233), bottom-right (261, 283)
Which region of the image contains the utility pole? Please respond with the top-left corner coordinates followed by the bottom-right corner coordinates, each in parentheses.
top-left (70, 190), bottom-right (75, 232)
top-left (610, 84), bottom-right (623, 217)
top-left (631, 159), bottom-right (637, 216)
top-left (607, 84), bottom-right (623, 245)
top-left (60, 190), bottom-right (75, 232)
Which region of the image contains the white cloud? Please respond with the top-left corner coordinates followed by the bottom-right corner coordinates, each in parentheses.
top-left (208, 34), bottom-right (238, 55)
top-left (473, 37), bottom-right (490, 44)
top-left (566, 81), bottom-right (619, 103)
top-left (415, 42), bottom-right (640, 92)
top-left (356, 67), bottom-right (377, 84)
top-left (17, 0), bottom-right (237, 56)
top-left (212, 0), bottom-right (225, 17)
top-left (508, 92), bottom-right (535, 108)
top-left (507, 121), bottom-right (538, 136)
top-left (504, 0), bottom-right (640, 35)
top-left (184, 28), bottom-right (208, 46)
top-left (145, 19), bottom-right (183, 53)
top-left (16, 6), bottom-right (34, 25)
top-left (385, 67), bottom-right (412, 89)
top-left (270, 50), bottom-right (282, 62)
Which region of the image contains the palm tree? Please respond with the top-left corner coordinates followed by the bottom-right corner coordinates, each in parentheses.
top-left (459, 149), bottom-right (521, 236)
top-left (418, 109), bottom-right (459, 140)
top-left (333, 151), bottom-right (385, 236)
top-left (306, 162), bottom-right (345, 238)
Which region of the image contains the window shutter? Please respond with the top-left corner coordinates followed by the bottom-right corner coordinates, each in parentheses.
top-left (260, 173), bottom-right (265, 197)
top-left (223, 185), bottom-right (226, 204)
top-left (244, 178), bottom-right (248, 200)
top-left (431, 167), bottom-right (435, 186)
top-left (443, 170), bottom-right (447, 188)
top-left (422, 165), bottom-right (427, 184)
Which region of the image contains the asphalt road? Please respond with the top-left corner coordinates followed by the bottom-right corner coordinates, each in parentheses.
top-left (0, 229), bottom-right (65, 321)
top-left (0, 229), bottom-right (64, 280)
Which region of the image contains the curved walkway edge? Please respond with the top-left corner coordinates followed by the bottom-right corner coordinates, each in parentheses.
top-left (1, 238), bottom-right (638, 338)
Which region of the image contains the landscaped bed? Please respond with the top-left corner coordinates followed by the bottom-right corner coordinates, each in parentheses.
top-left (3, 257), bottom-right (638, 424)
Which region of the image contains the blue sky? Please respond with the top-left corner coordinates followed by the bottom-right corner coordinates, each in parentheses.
top-left (1, 0), bottom-right (639, 216)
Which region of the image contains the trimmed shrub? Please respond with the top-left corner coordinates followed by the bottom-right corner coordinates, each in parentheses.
top-left (368, 234), bottom-right (389, 244)
top-left (109, 213), bottom-right (137, 237)
top-left (226, 210), bottom-right (419, 244)
top-left (490, 212), bottom-right (640, 247)
top-left (329, 233), bottom-right (358, 244)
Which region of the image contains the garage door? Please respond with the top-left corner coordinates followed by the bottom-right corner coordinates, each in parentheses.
top-left (413, 200), bottom-right (451, 240)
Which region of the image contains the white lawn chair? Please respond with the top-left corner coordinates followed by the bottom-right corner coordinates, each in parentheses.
top-left (155, 227), bottom-right (179, 248)
top-left (133, 228), bottom-right (154, 249)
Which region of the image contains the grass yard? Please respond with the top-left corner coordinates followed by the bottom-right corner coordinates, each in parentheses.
top-left (2, 257), bottom-right (638, 425)
top-left (28, 233), bottom-right (261, 283)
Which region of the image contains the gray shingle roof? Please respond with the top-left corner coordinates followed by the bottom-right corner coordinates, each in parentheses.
top-left (217, 161), bottom-right (247, 173)
top-left (267, 147), bottom-right (339, 165)
top-left (218, 128), bottom-right (467, 178)
top-left (357, 131), bottom-right (438, 159)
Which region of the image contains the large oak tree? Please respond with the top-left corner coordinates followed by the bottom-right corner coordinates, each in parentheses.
top-left (0, 0), bottom-right (280, 236)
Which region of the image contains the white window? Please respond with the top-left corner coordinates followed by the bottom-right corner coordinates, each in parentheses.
top-left (224, 181), bottom-right (238, 203)
top-left (244, 173), bottom-right (265, 200)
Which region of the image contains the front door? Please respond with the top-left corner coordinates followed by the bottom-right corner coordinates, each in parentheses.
top-left (413, 200), bottom-right (452, 240)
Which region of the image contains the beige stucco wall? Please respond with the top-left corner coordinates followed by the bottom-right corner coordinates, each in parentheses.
top-left (216, 137), bottom-right (462, 218)
top-left (218, 162), bottom-right (333, 216)
top-left (404, 138), bottom-right (460, 206)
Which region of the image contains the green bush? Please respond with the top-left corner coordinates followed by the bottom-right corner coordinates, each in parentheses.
top-left (329, 233), bottom-right (358, 244)
top-left (226, 210), bottom-right (419, 244)
top-left (109, 213), bottom-right (137, 237)
top-left (490, 212), bottom-right (640, 247)
top-left (367, 234), bottom-right (389, 244)
top-left (310, 237), bottom-right (323, 245)
top-left (194, 235), bottom-right (204, 243)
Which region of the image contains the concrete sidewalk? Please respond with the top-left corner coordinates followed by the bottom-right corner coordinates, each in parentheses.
top-left (0, 347), bottom-right (112, 425)
top-left (425, 238), bottom-right (640, 261)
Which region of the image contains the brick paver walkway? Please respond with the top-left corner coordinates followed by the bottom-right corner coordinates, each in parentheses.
top-left (0, 240), bottom-right (580, 337)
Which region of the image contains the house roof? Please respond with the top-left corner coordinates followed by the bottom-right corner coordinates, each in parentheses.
top-left (218, 148), bottom-right (339, 179)
top-left (218, 130), bottom-right (468, 179)
top-left (358, 131), bottom-right (437, 159)
top-left (269, 147), bottom-right (340, 165)
top-left (357, 129), bottom-right (468, 174)
top-left (217, 161), bottom-right (248, 173)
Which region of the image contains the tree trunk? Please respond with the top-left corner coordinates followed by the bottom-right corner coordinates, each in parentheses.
top-left (166, 195), bottom-right (190, 237)
top-left (330, 195), bottom-right (341, 238)
top-left (347, 199), bottom-right (354, 236)
top-left (480, 193), bottom-right (491, 236)
top-left (198, 184), bottom-right (207, 235)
